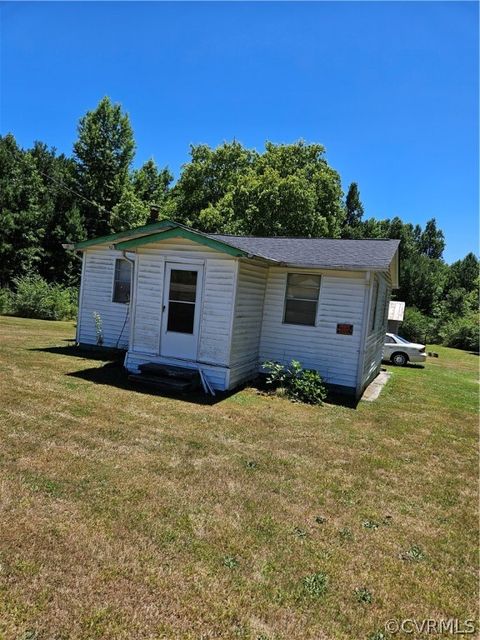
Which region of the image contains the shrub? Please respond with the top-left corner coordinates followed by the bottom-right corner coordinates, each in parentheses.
top-left (0, 288), bottom-right (13, 315)
top-left (11, 275), bottom-right (77, 321)
top-left (440, 313), bottom-right (479, 352)
top-left (263, 359), bottom-right (327, 405)
top-left (401, 307), bottom-right (430, 343)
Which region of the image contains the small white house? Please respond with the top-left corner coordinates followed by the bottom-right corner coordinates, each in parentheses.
top-left (73, 219), bottom-right (399, 398)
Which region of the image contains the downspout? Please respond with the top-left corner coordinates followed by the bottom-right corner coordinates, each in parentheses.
top-left (355, 271), bottom-right (372, 399)
top-left (118, 250), bottom-right (136, 355)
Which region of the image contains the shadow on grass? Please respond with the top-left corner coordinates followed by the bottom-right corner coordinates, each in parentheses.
top-left (29, 345), bottom-right (126, 362)
top-left (33, 345), bottom-right (361, 409)
top-left (66, 361), bottom-right (230, 406)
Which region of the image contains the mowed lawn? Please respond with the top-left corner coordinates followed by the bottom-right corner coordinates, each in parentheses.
top-left (0, 316), bottom-right (478, 640)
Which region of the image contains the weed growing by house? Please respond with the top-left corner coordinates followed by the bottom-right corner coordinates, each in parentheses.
top-left (93, 311), bottom-right (104, 346)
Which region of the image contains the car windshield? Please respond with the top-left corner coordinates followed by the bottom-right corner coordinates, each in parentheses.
top-left (392, 334), bottom-right (410, 344)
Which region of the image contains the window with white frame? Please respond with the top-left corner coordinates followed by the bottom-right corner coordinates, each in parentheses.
top-left (283, 273), bottom-right (321, 326)
top-left (112, 258), bottom-right (132, 303)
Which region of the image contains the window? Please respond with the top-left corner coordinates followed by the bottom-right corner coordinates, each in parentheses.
top-left (283, 273), bottom-right (321, 326)
top-left (369, 277), bottom-right (379, 333)
top-left (385, 336), bottom-right (396, 344)
top-left (112, 259), bottom-right (132, 303)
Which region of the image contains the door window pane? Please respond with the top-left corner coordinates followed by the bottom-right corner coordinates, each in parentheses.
top-left (167, 302), bottom-right (195, 333)
top-left (169, 270), bottom-right (197, 302)
top-left (166, 269), bottom-right (198, 334)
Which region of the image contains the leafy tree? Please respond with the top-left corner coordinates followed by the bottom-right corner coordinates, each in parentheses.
top-left (110, 184), bottom-right (149, 232)
top-left (398, 253), bottom-right (448, 316)
top-left (73, 96), bottom-right (135, 236)
top-left (446, 252), bottom-right (479, 293)
top-left (171, 141), bottom-right (257, 227)
top-left (172, 140), bottom-right (344, 237)
top-left (419, 218), bottom-right (445, 259)
top-left (30, 141), bottom-right (85, 285)
top-left (0, 134), bottom-right (45, 286)
top-left (132, 159), bottom-right (173, 208)
top-left (344, 182), bottom-right (364, 227)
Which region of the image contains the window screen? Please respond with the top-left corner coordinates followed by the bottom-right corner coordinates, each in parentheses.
top-left (112, 259), bottom-right (132, 303)
top-left (283, 273), bottom-right (321, 326)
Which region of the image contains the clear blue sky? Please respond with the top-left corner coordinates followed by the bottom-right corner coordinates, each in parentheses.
top-left (1, 1), bottom-right (478, 262)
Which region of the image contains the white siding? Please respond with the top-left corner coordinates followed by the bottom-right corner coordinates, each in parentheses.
top-left (77, 248), bottom-right (131, 349)
top-left (125, 237), bottom-right (238, 389)
top-left (229, 260), bottom-right (268, 387)
top-left (259, 268), bottom-right (368, 390)
top-left (361, 272), bottom-right (391, 389)
top-left (130, 251), bottom-right (164, 354)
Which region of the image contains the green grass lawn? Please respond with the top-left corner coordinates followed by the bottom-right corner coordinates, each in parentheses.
top-left (0, 316), bottom-right (478, 640)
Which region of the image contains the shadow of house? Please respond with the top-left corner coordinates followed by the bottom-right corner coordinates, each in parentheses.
top-left (29, 345), bottom-right (126, 362)
top-left (31, 345), bottom-right (362, 409)
top-left (66, 361), bottom-right (230, 406)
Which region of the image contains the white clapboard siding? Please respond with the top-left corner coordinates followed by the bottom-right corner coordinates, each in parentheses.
top-left (229, 260), bottom-right (268, 387)
top-left (362, 272), bottom-right (392, 388)
top-left (259, 269), bottom-right (367, 390)
top-left (77, 248), bottom-right (131, 349)
top-left (130, 252), bottom-right (164, 354)
top-left (125, 237), bottom-right (237, 387)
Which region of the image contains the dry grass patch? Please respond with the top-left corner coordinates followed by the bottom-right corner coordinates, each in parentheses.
top-left (0, 316), bottom-right (478, 639)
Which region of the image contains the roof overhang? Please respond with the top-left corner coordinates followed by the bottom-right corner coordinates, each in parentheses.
top-left (73, 219), bottom-right (179, 250)
top-left (114, 225), bottom-right (249, 257)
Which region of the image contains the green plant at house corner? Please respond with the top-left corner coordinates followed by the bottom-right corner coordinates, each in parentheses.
top-left (263, 359), bottom-right (327, 405)
top-left (93, 311), bottom-right (104, 346)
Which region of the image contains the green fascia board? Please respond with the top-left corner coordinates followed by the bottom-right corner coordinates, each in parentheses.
top-left (115, 227), bottom-right (248, 257)
top-left (73, 219), bottom-right (177, 250)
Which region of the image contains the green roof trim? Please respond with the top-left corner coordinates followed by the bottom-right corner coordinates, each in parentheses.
top-left (73, 219), bottom-right (176, 250)
top-left (115, 227), bottom-right (248, 257)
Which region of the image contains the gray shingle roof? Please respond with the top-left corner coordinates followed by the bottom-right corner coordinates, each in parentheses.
top-left (209, 234), bottom-right (400, 270)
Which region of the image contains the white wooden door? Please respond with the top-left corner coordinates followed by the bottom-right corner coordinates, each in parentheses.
top-left (161, 263), bottom-right (203, 360)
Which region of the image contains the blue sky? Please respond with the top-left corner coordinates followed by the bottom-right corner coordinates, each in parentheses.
top-left (0, 1), bottom-right (478, 262)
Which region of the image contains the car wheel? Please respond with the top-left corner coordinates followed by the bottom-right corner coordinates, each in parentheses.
top-left (391, 352), bottom-right (408, 366)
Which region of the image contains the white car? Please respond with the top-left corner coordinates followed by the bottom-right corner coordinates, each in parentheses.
top-left (383, 333), bottom-right (427, 366)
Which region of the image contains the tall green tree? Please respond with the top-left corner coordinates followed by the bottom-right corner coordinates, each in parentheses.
top-left (73, 97), bottom-right (135, 236)
top-left (344, 182), bottom-right (364, 227)
top-left (30, 141), bottom-right (85, 284)
top-left (445, 252), bottom-right (479, 293)
top-left (132, 159), bottom-right (173, 209)
top-left (419, 218), bottom-right (445, 259)
top-left (0, 134), bottom-right (45, 286)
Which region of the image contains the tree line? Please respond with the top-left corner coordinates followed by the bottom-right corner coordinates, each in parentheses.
top-left (0, 97), bottom-right (477, 348)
